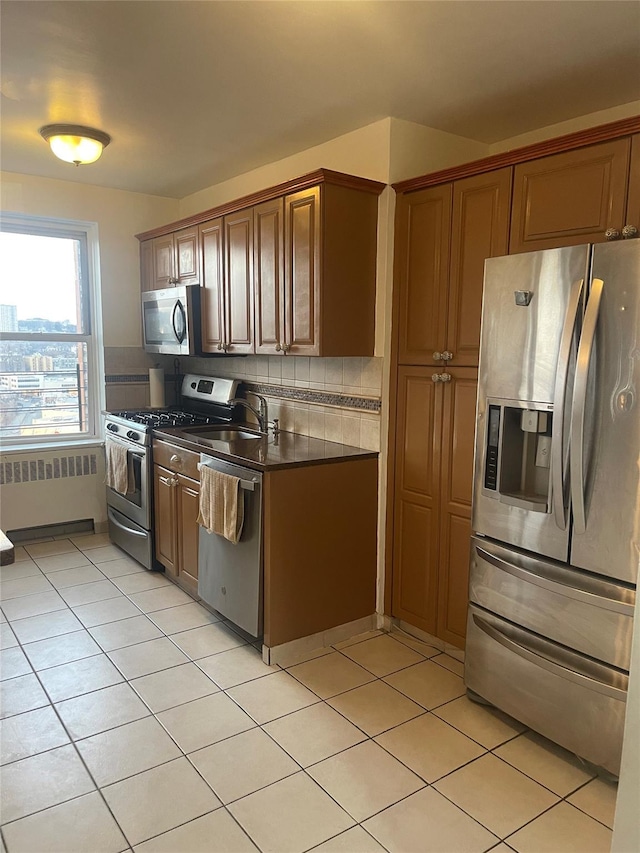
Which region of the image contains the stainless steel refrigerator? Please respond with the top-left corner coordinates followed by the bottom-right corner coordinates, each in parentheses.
top-left (465, 239), bottom-right (639, 776)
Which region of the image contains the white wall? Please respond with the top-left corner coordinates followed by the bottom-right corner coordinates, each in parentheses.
top-left (490, 100), bottom-right (640, 154)
top-left (0, 172), bottom-right (178, 347)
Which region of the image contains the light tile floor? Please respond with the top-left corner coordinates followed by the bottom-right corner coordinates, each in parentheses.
top-left (0, 535), bottom-right (617, 853)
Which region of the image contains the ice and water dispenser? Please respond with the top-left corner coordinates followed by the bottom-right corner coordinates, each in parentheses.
top-left (482, 401), bottom-right (553, 513)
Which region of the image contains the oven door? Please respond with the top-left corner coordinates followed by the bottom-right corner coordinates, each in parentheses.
top-left (142, 285), bottom-right (201, 355)
top-left (105, 436), bottom-right (150, 530)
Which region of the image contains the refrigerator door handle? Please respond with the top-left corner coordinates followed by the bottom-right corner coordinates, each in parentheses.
top-left (475, 543), bottom-right (635, 616)
top-left (551, 278), bottom-right (584, 530)
top-left (472, 612), bottom-right (627, 702)
top-left (570, 278), bottom-right (604, 534)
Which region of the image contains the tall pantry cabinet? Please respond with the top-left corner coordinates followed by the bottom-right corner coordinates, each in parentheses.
top-left (388, 117), bottom-right (640, 650)
top-left (391, 169), bottom-right (511, 647)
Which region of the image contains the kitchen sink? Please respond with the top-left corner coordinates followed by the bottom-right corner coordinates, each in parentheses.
top-left (193, 428), bottom-right (263, 441)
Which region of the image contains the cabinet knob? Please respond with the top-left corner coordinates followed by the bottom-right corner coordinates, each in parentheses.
top-left (432, 372), bottom-right (452, 383)
top-left (169, 454), bottom-right (181, 466)
top-left (282, 343), bottom-right (291, 354)
top-left (433, 351), bottom-right (453, 362)
top-left (622, 224), bottom-right (638, 240)
top-left (275, 343), bottom-right (282, 352)
top-left (605, 228), bottom-right (621, 241)
top-left (217, 343), bottom-right (224, 351)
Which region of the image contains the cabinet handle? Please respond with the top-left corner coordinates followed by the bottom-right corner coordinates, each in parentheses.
top-left (432, 372), bottom-right (452, 383)
top-left (433, 351), bottom-right (453, 362)
top-left (275, 342), bottom-right (282, 352)
top-left (159, 475), bottom-right (178, 486)
top-left (622, 224), bottom-right (638, 239)
top-left (217, 343), bottom-right (224, 351)
top-left (605, 228), bottom-right (621, 241)
top-left (282, 343), bottom-right (291, 354)
top-left (169, 455), bottom-right (181, 465)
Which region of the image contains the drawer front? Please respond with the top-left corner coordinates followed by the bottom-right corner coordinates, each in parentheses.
top-left (153, 440), bottom-right (200, 480)
top-left (465, 604), bottom-right (627, 775)
top-left (469, 536), bottom-right (635, 670)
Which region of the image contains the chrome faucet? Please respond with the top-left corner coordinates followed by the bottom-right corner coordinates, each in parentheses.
top-left (230, 392), bottom-right (269, 434)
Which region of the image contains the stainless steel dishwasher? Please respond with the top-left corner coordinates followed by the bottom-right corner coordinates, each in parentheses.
top-left (197, 453), bottom-right (263, 637)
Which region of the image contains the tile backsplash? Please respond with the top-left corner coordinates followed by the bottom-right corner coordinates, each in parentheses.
top-left (105, 348), bottom-right (383, 452)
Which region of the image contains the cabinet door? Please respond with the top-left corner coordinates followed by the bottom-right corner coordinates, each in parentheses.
top-left (254, 198), bottom-right (285, 354)
top-left (140, 240), bottom-right (154, 292)
top-left (154, 465), bottom-right (177, 575)
top-left (624, 134), bottom-right (640, 235)
top-left (437, 368), bottom-right (478, 648)
top-left (153, 235), bottom-right (175, 289)
top-left (177, 474), bottom-right (200, 597)
top-left (510, 138), bottom-right (631, 253)
top-left (447, 169), bottom-right (512, 366)
top-left (391, 367), bottom-right (443, 635)
top-left (225, 209), bottom-right (254, 354)
top-left (174, 226), bottom-right (200, 286)
top-left (284, 187), bottom-right (320, 356)
top-left (200, 218), bottom-right (225, 353)
top-left (396, 186), bottom-right (453, 365)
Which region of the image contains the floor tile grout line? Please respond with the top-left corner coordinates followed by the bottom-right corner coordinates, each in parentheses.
top-left (1, 662), bottom-right (136, 849)
top-left (2, 538), bottom-right (615, 846)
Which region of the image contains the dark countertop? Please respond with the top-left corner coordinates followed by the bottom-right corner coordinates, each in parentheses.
top-left (152, 425), bottom-right (378, 472)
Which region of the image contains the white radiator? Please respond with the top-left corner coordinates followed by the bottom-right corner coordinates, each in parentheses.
top-left (0, 448), bottom-right (107, 533)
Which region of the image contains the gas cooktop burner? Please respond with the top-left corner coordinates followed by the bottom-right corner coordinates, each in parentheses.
top-left (110, 410), bottom-right (215, 428)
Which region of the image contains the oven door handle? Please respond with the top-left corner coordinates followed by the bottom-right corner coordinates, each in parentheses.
top-left (105, 438), bottom-right (146, 458)
top-left (107, 507), bottom-right (148, 538)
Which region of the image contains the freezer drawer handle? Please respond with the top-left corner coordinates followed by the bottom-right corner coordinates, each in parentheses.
top-left (107, 507), bottom-right (147, 538)
top-left (196, 462), bottom-right (255, 491)
top-left (570, 277), bottom-right (604, 534)
top-left (472, 612), bottom-right (627, 702)
top-left (475, 544), bottom-right (635, 616)
top-left (551, 278), bottom-right (584, 531)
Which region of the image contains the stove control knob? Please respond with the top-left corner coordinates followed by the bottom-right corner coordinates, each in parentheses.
top-left (126, 430), bottom-right (140, 441)
top-left (107, 423), bottom-right (119, 432)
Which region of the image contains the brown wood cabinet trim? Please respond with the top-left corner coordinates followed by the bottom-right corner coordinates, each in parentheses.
top-left (393, 115), bottom-right (640, 194)
top-left (136, 169), bottom-right (385, 242)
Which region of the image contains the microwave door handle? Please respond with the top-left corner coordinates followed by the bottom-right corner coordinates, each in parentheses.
top-left (172, 300), bottom-right (186, 343)
top-left (570, 277), bottom-right (604, 534)
top-left (551, 278), bottom-right (584, 531)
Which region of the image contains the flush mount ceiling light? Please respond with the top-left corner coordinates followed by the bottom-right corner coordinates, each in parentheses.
top-left (39, 124), bottom-right (111, 166)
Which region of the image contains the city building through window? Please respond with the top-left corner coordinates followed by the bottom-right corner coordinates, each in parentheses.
top-left (0, 216), bottom-right (103, 447)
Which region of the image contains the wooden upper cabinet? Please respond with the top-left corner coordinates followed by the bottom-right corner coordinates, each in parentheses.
top-left (285, 187), bottom-right (320, 356)
top-left (140, 240), bottom-right (154, 292)
top-left (153, 235), bottom-right (175, 290)
top-left (447, 168), bottom-right (512, 366)
top-left (200, 218), bottom-right (225, 353)
top-left (144, 227), bottom-right (201, 291)
top-left (225, 209), bottom-right (254, 354)
top-left (392, 367), bottom-right (443, 635)
top-left (625, 134), bottom-right (640, 236)
top-left (396, 185), bottom-right (453, 365)
top-left (174, 226), bottom-right (200, 286)
top-left (254, 198), bottom-right (285, 354)
top-left (509, 138), bottom-right (631, 253)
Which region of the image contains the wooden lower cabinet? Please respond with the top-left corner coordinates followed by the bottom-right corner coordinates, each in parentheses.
top-left (391, 366), bottom-right (477, 648)
top-left (153, 463), bottom-right (200, 597)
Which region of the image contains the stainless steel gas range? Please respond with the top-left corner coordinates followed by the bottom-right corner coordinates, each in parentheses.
top-left (104, 375), bottom-right (239, 569)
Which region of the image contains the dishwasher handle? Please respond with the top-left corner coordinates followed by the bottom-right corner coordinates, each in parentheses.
top-left (197, 462), bottom-right (256, 491)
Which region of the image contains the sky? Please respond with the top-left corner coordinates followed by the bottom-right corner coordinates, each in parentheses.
top-left (0, 232), bottom-right (80, 325)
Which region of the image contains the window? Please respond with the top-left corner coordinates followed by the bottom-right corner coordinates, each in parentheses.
top-left (0, 215), bottom-right (103, 447)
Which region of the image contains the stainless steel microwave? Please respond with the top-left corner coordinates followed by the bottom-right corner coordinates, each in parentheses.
top-left (142, 285), bottom-right (202, 355)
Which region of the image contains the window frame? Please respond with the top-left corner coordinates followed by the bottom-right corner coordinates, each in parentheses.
top-left (0, 213), bottom-right (105, 450)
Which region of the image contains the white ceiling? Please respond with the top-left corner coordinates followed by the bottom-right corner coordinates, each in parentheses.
top-left (1, 1), bottom-right (639, 199)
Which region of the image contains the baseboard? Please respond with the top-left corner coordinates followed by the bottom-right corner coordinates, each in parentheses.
top-left (263, 614), bottom-right (377, 667)
top-left (393, 618), bottom-right (465, 662)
